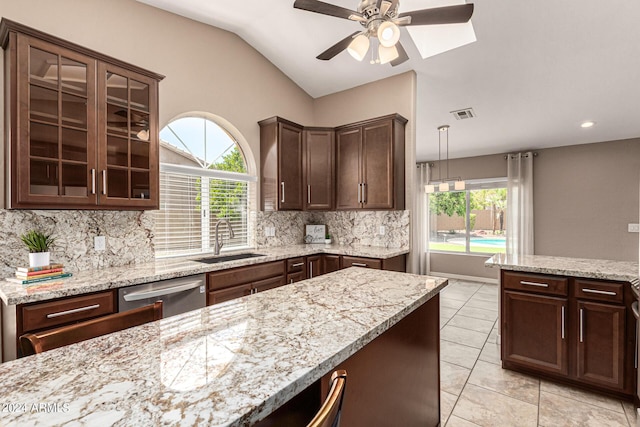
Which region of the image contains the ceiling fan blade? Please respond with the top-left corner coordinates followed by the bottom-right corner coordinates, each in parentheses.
top-left (398, 3), bottom-right (474, 26)
top-left (294, 0), bottom-right (360, 20)
top-left (382, 0), bottom-right (398, 16)
top-left (316, 31), bottom-right (361, 60)
top-left (390, 41), bottom-right (409, 67)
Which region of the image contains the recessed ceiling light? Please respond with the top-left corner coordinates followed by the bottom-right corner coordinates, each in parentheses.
top-left (580, 121), bottom-right (596, 128)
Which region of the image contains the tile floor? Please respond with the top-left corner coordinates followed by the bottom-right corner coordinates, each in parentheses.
top-left (439, 279), bottom-right (638, 427)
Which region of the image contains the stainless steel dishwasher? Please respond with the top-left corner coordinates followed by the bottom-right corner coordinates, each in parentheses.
top-left (118, 274), bottom-right (206, 318)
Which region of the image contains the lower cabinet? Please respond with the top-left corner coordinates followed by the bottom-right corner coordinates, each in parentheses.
top-left (502, 290), bottom-right (568, 376)
top-left (342, 256), bottom-right (382, 269)
top-left (13, 290), bottom-right (117, 359)
top-left (322, 254), bottom-right (340, 275)
top-left (576, 300), bottom-right (625, 390)
top-left (207, 261), bottom-right (286, 306)
top-left (501, 270), bottom-right (634, 398)
top-left (307, 255), bottom-right (321, 279)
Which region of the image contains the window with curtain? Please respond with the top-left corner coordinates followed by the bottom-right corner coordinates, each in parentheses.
top-left (154, 116), bottom-right (255, 258)
top-left (428, 178), bottom-right (507, 254)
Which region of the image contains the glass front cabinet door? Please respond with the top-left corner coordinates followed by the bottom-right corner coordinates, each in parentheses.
top-left (2, 19), bottom-right (163, 209)
top-left (15, 33), bottom-right (98, 207)
top-left (97, 63), bottom-right (158, 208)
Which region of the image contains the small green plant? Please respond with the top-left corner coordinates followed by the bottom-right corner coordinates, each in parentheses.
top-left (20, 230), bottom-right (55, 253)
top-left (325, 233), bottom-right (331, 239)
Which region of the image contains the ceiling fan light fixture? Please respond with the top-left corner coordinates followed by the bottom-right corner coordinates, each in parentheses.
top-left (378, 44), bottom-right (399, 64)
top-left (377, 21), bottom-right (400, 47)
top-left (347, 34), bottom-right (370, 61)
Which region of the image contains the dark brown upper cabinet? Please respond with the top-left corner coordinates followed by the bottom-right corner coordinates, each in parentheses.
top-left (259, 117), bottom-right (304, 211)
top-left (259, 114), bottom-right (405, 212)
top-left (303, 128), bottom-right (334, 210)
top-left (335, 115), bottom-right (406, 210)
top-left (1, 19), bottom-right (164, 209)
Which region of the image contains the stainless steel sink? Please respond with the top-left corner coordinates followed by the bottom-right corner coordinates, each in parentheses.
top-left (195, 253), bottom-right (266, 264)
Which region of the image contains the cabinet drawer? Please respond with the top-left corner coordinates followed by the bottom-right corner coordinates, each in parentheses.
top-left (20, 291), bottom-right (116, 333)
top-left (208, 261), bottom-right (285, 290)
top-left (574, 279), bottom-right (624, 304)
top-left (208, 284), bottom-right (252, 306)
top-left (342, 256), bottom-right (381, 270)
top-left (502, 271), bottom-right (568, 296)
top-left (287, 257), bottom-right (306, 273)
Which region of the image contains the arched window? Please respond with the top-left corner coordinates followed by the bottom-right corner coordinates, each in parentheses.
top-left (155, 115), bottom-right (256, 257)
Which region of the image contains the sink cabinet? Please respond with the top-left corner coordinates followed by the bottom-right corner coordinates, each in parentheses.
top-left (1, 19), bottom-right (163, 209)
top-left (501, 270), bottom-right (635, 398)
top-left (206, 260), bottom-right (286, 305)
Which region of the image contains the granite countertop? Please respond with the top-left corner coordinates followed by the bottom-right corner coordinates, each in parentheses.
top-left (0, 244), bottom-right (409, 306)
top-left (0, 268), bottom-right (446, 427)
top-left (486, 253), bottom-right (639, 284)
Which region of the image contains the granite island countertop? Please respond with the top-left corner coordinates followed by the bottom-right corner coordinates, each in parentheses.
top-left (486, 253), bottom-right (639, 285)
top-left (0, 244), bottom-right (409, 306)
top-left (0, 268), bottom-right (446, 427)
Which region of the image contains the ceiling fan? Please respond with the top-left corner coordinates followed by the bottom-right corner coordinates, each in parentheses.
top-left (293, 0), bottom-right (474, 66)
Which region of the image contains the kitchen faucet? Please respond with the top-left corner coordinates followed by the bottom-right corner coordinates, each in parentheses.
top-left (213, 219), bottom-right (235, 255)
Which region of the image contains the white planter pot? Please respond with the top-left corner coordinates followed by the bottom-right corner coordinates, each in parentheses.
top-left (324, 239), bottom-right (332, 245)
top-left (29, 252), bottom-right (50, 268)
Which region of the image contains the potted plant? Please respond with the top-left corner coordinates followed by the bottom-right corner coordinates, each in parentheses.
top-left (325, 233), bottom-right (332, 245)
top-left (20, 230), bottom-right (55, 268)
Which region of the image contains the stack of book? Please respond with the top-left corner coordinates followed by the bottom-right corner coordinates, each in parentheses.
top-left (7, 263), bottom-right (72, 285)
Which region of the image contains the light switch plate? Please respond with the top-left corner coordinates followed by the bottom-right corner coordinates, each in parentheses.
top-left (94, 236), bottom-right (106, 251)
top-left (628, 223), bottom-right (640, 233)
top-left (379, 226), bottom-right (386, 235)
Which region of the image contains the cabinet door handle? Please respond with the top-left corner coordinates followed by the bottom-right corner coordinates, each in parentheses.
top-left (352, 262), bottom-right (368, 267)
top-left (520, 280), bottom-right (549, 288)
top-left (362, 182), bottom-right (367, 204)
top-left (309, 263), bottom-right (313, 278)
top-left (582, 288), bottom-right (616, 296)
top-left (291, 262), bottom-right (304, 267)
top-left (357, 183), bottom-right (362, 203)
top-left (579, 308), bottom-right (584, 343)
top-left (102, 170), bottom-right (107, 195)
top-left (90, 169), bottom-right (96, 194)
top-left (561, 305), bottom-right (565, 340)
top-left (46, 304), bottom-right (100, 319)
top-left (290, 278), bottom-right (294, 284)
top-left (307, 185), bottom-right (311, 204)
top-left (281, 182), bottom-right (285, 203)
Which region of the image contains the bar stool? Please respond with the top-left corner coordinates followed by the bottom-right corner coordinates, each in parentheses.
top-left (307, 370), bottom-right (347, 427)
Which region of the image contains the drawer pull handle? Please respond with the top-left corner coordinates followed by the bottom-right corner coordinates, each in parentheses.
top-left (46, 304), bottom-right (100, 319)
top-left (561, 305), bottom-right (565, 340)
top-left (582, 288), bottom-right (616, 296)
top-left (291, 262), bottom-right (304, 267)
top-left (352, 263), bottom-right (368, 267)
top-left (520, 280), bottom-right (549, 288)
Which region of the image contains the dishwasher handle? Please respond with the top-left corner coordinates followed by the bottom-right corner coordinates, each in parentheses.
top-left (123, 280), bottom-right (203, 302)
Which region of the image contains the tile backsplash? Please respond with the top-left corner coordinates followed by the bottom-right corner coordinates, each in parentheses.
top-left (0, 210), bottom-right (154, 278)
top-left (255, 210), bottom-right (410, 249)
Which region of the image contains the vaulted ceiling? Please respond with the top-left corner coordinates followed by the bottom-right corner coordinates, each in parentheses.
top-left (137, 0), bottom-right (640, 160)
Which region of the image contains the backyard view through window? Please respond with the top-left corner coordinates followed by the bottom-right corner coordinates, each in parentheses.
top-left (154, 116), bottom-right (252, 258)
top-left (429, 180), bottom-right (507, 254)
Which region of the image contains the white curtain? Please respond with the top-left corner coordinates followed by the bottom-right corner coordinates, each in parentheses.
top-left (414, 163), bottom-right (431, 274)
top-left (506, 152), bottom-right (534, 256)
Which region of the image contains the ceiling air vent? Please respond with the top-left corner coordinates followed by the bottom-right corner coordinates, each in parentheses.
top-left (450, 108), bottom-right (475, 120)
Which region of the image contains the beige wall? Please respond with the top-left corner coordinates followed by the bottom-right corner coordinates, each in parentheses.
top-left (534, 138), bottom-right (640, 261)
top-left (429, 138), bottom-right (640, 279)
top-left (0, 0), bottom-right (316, 189)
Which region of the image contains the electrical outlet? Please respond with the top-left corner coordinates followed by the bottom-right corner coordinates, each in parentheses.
top-left (379, 226), bottom-right (386, 235)
top-left (265, 227), bottom-right (276, 237)
top-left (94, 236), bottom-right (106, 251)
top-left (628, 223), bottom-right (640, 233)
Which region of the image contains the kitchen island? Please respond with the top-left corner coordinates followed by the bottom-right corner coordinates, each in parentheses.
top-left (486, 253), bottom-right (638, 400)
top-left (0, 268), bottom-right (446, 426)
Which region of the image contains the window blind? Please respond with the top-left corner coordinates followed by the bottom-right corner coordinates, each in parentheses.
top-left (155, 165), bottom-right (252, 258)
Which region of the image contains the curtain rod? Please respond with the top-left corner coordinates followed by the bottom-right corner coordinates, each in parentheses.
top-left (504, 152), bottom-right (538, 159)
